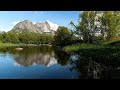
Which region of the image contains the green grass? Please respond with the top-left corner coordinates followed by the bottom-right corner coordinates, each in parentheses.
top-left (63, 41), bottom-right (120, 77)
top-left (63, 42), bottom-right (120, 68)
top-left (0, 42), bottom-right (18, 48)
top-left (63, 42), bottom-right (120, 52)
top-left (63, 43), bottom-right (105, 52)
top-left (64, 39), bottom-right (120, 52)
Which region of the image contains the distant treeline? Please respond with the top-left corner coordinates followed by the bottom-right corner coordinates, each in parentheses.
top-left (0, 26), bottom-right (81, 46)
top-left (0, 32), bottom-right (54, 44)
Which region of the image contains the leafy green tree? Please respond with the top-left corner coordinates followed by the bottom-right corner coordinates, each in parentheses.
top-left (53, 26), bottom-right (72, 47)
top-left (0, 33), bottom-right (2, 42)
top-left (71, 11), bottom-right (99, 43)
top-left (100, 11), bottom-right (120, 41)
top-left (71, 11), bottom-right (120, 43)
top-left (1, 31), bottom-right (8, 43)
top-left (7, 32), bottom-right (20, 44)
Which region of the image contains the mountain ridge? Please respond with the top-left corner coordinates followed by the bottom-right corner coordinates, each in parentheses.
top-left (10, 20), bottom-right (58, 34)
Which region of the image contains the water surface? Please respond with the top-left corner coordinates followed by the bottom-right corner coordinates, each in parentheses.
top-left (0, 46), bottom-right (78, 79)
top-left (0, 45), bottom-right (120, 79)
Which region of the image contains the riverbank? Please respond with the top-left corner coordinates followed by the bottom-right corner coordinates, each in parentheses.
top-left (0, 42), bottom-right (53, 48)
top-left (63, 41), bottom-right (120, 52)
top-left (63, 44), bottom-right (104, 52)
top-left (0, 42), bottom-right (18, 48)
top-left (63, 43), bottom-right (120, 67)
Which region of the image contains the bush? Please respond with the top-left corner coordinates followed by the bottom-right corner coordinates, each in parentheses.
top-left (53, 26), bottom-right (73, 47)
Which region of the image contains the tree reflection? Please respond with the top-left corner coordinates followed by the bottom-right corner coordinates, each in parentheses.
top-left (69, 47), bottom-right (120, 79)
top-left (0, 46), bottom-right (70, 67)
top-left (54, 48), bottom-right (70, 66)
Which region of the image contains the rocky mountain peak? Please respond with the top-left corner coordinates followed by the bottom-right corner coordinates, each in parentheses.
top-left (35, 21), bottom-right (51, 32)
top-left (10, 20), bottom-right (58, 34)
top-left (22, 20), bottom-right (32, 24)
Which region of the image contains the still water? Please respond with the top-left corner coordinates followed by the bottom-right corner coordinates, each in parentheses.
top-left (0, 45), bottom-right (120, 79)
top-left (0, 46), bottom-right (79, 79)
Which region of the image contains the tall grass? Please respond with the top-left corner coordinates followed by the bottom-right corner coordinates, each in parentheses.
top-left (63, 43), bottom-right (106, 52)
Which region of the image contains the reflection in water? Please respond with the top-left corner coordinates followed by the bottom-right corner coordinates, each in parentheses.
top-left (0, 46), bottom-right (69, 67)
top-left (69, 57), bottom-right (108, 79)
top-left (0, 46), bottom-right (77, 79)
top-left (14, 52), bottom-right (57, 67)
top-left (54, 48), bottom-right (70, 66)
top-left (0, 46), bottom-right (120, 79)
top-left (1, 46), bottom-right (58, 67)
top-left (69, 47), bottom-right (120, 79)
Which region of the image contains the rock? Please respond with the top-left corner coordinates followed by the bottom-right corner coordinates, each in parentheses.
top-left (15, 48), bottom-right (23, 51)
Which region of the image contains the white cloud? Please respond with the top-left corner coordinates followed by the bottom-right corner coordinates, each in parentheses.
top-left (33, 22), bottom-right (36, 24)
top-left (46, 20), bottom-right (59, 31)
top-left (12, 21), bottom-right (20, 25)
top-left (14, 62), bottom-right (21, 67)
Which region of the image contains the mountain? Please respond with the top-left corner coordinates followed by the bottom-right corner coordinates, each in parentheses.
top-left (10, 20), bottom-right (58, 34)
top-left (35, 21), bottom-right (51, 32)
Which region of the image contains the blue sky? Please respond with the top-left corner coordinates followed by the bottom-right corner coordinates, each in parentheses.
top-left (0, 11), bottom-right (81, 32)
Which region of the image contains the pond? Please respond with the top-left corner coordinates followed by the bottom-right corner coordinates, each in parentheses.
top-left (0, 46), bottom-right (78, 79)
top-left (0, 45), bottom-right (120, 79)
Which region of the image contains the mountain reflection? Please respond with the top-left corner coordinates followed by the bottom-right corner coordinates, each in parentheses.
top-left (12, 46), bottom-right (58, 67)
top-left (14, 51), bottom-right (57, 67)
top-left (0, 46), bottom-right (69, 67)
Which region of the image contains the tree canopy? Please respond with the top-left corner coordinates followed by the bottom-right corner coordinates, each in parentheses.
top-left (70, 11), bottom-right (120, 43)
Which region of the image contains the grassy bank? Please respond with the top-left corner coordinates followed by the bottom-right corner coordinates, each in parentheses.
top-left (63, 42), bottom-right (120, 68)
top-left (63, 43), bottom-right (105, 52)
top-left (0, 42), bottom-right (53, 48)
top-left (63, 41), bottom-right (120, 52)
top-left (0, 42), bottom-right (18, 48)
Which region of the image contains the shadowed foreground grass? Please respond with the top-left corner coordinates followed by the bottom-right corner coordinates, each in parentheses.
top-left (63, 43), bottom-right (120, 67)
top-left (68, 46), bottom-right (120, 79)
